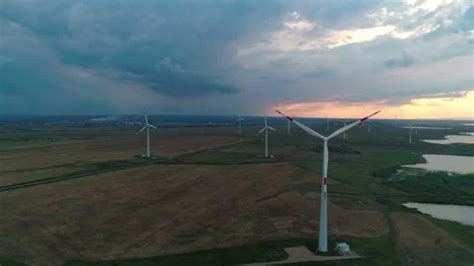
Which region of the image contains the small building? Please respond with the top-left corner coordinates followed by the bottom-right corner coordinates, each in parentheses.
top-left (335, 242), bottom-right (350, 255)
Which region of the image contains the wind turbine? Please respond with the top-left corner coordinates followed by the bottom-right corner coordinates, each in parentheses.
top-left (257, 116), bottom-right (277, 158)
top-left (137, 114), bottom-right (157, 158)
top-left (287, 119), bottom-right (292, 135)
top-left (336, 120), bottom-right (348, 140)
top-left (275, 109), bottom-right (380, 252)
top-left (414, 119), bottom-right (418, 136)
top-left (408, 122), bottom-right (414, 144)
top-left (237, 116), bottom-right (245, 135)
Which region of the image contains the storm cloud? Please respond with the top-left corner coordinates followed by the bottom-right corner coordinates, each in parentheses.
top-left (0, 0), bottom-right (472, 115)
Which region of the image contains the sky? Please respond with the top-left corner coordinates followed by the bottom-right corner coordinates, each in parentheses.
top-left (0, 0), bottom-right (473, 119)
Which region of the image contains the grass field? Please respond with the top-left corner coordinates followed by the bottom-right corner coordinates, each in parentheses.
top-left (0, 122), bottom-right (472, 265)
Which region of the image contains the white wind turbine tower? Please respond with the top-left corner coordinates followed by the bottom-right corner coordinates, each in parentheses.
top-left (287, 119), bottom-right (292, 135)
top-left (276, 109), bottom-right (380, 252)
top-left (408, 122), bottom-right (414, 144)
top-left (336, 120), bottom-right (348, 140)
top-left (237, 116), bottom-right (245, 135)
top-left (257, 116), bottom-right (277, 158)
top-left (414, 118), bottom-right (418, 136)
top-left (137, 114), bottom-right (157, 158)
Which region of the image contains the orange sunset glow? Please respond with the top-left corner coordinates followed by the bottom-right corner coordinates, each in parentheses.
top-left (272, 90), bottom-right (474, 120)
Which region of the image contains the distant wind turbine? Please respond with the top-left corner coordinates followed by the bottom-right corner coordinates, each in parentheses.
top-left (414, 119), bottom-right (418, 136)
top-left (137, 114), bottom-right (157, 158)
top-left (336, 120), bottom-right (348, 140)
top-left (237, 116), bottom-right (245, 135)
top-left (276, 109), bottom-right (380, 253)
top-left (287, 119), bottom-right (292, 136)
top-left (257, 116), bottom-right (277, 158)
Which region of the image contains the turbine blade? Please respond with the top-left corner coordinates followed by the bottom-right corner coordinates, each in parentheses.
top-left (360, 110), bottom-right (381, 122)
top-left (268, 126), bottom-right (277, 131)
top-left (264, 116), bottom-right (268, 127)
top-left (327, 120), bottom-right (360, 140)
top-left (293, 120), bottom-right (326, 139)
top-left (137, 125), bottom-right (147, 134)
top-left (149, 124), bottom-right (157, 129)
top-left (275, 109), bottom-right (326, 140)
top-left (327, 110), bottom-right (381, 139)
top-left (257, 127), bottom-right (266, 134)
top-left (275, 109), bottom-right (293, 122)
top-left (145, 114), bottom-right (149, 125)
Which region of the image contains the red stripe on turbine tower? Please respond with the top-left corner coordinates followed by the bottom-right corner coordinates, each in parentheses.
top-left (323, 177), bottom-right (327, 185)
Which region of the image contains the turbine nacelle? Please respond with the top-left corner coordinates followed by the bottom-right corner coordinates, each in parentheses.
top-left (137, 115), bottom-right (158, 135)
top-left (257, 116), bottom-right (277, 134)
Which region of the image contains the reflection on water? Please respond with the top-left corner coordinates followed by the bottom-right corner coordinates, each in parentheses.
top-left (403, 154), bottom-right (474, 174)
top-left (404, 202), bottom-right (474, 226)
top-left (422, 134), bottom-right (474, 144)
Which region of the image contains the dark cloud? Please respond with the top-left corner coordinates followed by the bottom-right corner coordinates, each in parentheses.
top-left (0, 1), bottom-right (286, 103)
top-left (384, 52), bottom-right (415, 68)
top-left (144, 71), bottom-right (239, 97)
top-left (0, 0), bottom-right (472, 115)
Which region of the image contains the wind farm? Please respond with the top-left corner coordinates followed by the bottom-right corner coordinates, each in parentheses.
top-left (0, 115), bottom-right (473, 266)
top-left (1, 1), bottom-right (473, 265)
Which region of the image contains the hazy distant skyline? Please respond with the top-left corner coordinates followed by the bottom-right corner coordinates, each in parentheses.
top-left (0, 0), bottom-right (473, 119)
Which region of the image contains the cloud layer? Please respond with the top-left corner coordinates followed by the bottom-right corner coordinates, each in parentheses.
top-left (0, 0), bottom-right (472, 117)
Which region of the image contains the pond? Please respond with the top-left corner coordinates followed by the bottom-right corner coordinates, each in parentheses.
top-left (403, 154), bottom-right (474, 174)
top-left (402, 126), bottom-right (450, 130)
top-left (422, 134), bottom-right (474, 144)
top-left (404, 202), bottom-right (474, 226)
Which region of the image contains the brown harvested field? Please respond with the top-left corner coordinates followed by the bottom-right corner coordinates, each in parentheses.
top-left (0, 135), bottom-right (242, 185)
top-left (391, 212), bottom-right (474, 266)
top-left (0, 162), bottom-right (386, 266)
top-left (0, 167), bottom-right (84, 186)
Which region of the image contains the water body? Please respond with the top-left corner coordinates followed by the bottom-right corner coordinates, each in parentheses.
top-left (404, 202), bottom-right (474, 226)
top-left (402, 126), bottom-right (450, 130)
top-left (461, 132), bottom-right (474, 136)
top-left (462, 123), bottom-right (474, 126)
top-left (403, 154), bottom-right (474, 174)
top-left (422, 134), bottom-right (474, 144)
